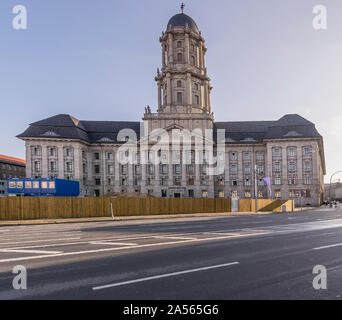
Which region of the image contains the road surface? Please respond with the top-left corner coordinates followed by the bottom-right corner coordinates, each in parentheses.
top-left (0, 206), bottom-right (342, 300)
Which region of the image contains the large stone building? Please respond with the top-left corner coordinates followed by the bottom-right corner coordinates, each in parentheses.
top-left (17, 9), bottom-right (326, 206)
top-left (0, 154), bottom-right (26, 196)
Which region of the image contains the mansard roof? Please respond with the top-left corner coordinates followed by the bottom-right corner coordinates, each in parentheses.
top-left (214, 114), bottom-right (322, 144)
top-left (17, 113), bottom-right (322, 145)
top-left (17, 114), bottom-right (141, 144)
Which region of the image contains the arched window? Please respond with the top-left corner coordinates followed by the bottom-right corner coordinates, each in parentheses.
top-left (177, 80), bottom-right (182, 87)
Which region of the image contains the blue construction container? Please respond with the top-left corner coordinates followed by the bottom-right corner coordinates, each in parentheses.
top-left (7, 178), bottom-right (80, 197)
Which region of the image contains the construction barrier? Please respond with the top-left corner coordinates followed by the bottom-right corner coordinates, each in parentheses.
top-left (0, 197), bottom-right (292, 221)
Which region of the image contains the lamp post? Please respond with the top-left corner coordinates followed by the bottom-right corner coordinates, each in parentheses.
top-left (329, 170), bottom-right (342, 204)
top-left (254, 164), bottom-right (258, 213)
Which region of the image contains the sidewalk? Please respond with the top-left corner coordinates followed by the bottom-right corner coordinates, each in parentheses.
top-left (0, 208), bottom-right (315, 227)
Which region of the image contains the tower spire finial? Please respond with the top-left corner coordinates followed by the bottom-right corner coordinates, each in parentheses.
top-left (181, 3), bottom-right (185, 14)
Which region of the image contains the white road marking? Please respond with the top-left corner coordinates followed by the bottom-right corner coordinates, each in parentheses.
top-left (92, 261), bottom-right (239, 290)
top-left (0, 249), bottom-right (62, 254)
top-left (89, 241), bottom-right (138, 246)
top-left (313, 243), bottom-right (342, 250)
top-left (0, 237), bottom-right (81, 246)
top-left (0, 234), bottom-right (257, 263)
top-left (152, 236), bottom-right (197, 240)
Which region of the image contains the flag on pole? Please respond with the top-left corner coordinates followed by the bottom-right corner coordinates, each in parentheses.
top-left (263, 177), bottom-right (272, 197)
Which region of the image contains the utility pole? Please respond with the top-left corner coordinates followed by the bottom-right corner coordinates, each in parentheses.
top-left (254, 164), bottom-right (258, 213)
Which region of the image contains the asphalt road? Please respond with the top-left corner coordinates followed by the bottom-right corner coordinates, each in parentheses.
top-left (1, 206), bottom-right (342, 300)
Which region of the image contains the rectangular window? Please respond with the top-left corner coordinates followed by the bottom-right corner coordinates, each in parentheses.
top-left (230, 164), bottom-right (238, 174)
top-left (303, 147), bottom-right (312, 156)
top-left (287, 147), bottom-right (297, 157)
top-left (187, 177), bottom-right (194, 185)
top-left (177, 92), bottom-right (183, 103)
top-left (121, 165), bottom-right (127, 175)
top-left (274, 176), bottom-right (281, 185)
top-left (218, 190), bottom-right (224, 198)
top-left (187, 164), bottom-right (194, 175)
top-left (135, 165), bottom-right (141, 175)
top-left (303, 175), bottom-right (311, 185)
top-left (229, 152), bottom-right (238, 161)
top-left (25, 181), bottom-right (32, 188)
top-left (49, 181), bottom-right (55, 189)
top-left (49, 148), bottom-right (57, 157)
top-left (148, 165), bottom-right (154, 175)
top-left (303, 160), bottom-right (312, 171)
top-left (66, 162), bottom-right (73, 172)
top-left (244, 177), bottom-right (252, 186)
top-left (273, 161), bottom-right (281, 172)
top-left (256, 152), bottom-right (264, 161)
top-left (108, 165), bottom-right (114, 175)
top-left (243, 152), bottom-right (251, 161)
top-left (34, 161), bottom-right (41, 172)
top-left (174, 176), bottom-right (181, 186)
top-left (174, 164), bottom-right (181, 175)
top-left (243, 163), bottom-right (251, 174)
top-left (161, 164), bottom-right (168, 175)
top-left (288, 161), bottom-right (297, 172)
top-left (272, 147), bottom-right (281, 157)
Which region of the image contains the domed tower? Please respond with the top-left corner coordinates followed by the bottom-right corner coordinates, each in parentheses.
top-left (145, 5), bottom-right (214, 132)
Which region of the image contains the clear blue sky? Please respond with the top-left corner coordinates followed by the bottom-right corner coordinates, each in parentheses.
top-left (0, 0), bottom-right (341, 182)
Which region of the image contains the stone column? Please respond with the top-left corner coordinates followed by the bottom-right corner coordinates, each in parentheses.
top-left (158, 82), bottom-right (162, 109)
top-left (185, 33), bottom-right (190, 64)
top-left (297, 145), bottom-right (303, 185)
top-left (168, 33), bottom-right (173, 65)
top-left (25, 142), bottom-right (32, 178)
top-left (57, 146), bottom-right (64, 179)
top-left (167, 73), bottom-right (172, 106)
top-left (203, 80), bottom-right (208, 111)
top-left (41, 145), bottom-right (48, 178)
top-left (168, 150), bottom-right (173, 187)
top-left (187, 73), bottom-right (192, 106)
top-left (114, 150), bottom-right (120, 192)
top-left (199, 44), bottom-right (203, 69)
top-left (162, 43), bottom-right (166, 67)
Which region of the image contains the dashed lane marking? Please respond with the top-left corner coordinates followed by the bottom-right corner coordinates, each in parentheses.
top-left (92, 261), bottom-right (239, 290)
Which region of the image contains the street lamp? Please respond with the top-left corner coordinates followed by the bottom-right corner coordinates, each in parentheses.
top-left (329, 170), bottom-right (342, 204)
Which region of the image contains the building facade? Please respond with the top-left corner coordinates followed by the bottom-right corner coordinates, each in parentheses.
top-left (17, 9), bottom-right (326, 206)
top-left (0, 154), bottom-right (26, 196)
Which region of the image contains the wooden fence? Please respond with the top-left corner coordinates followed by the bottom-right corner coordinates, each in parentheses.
top-left (0, 197), bottom-right (292, 221)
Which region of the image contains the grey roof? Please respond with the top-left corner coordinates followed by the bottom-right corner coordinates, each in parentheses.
top-left (167, 13), bottom-right (199, 33)
top-left (17, 113), bottom-right (322, 145)
top-left (17, 114), bottom-right (141, 144)
top-left (214, 114), bottom-right (322, 144)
